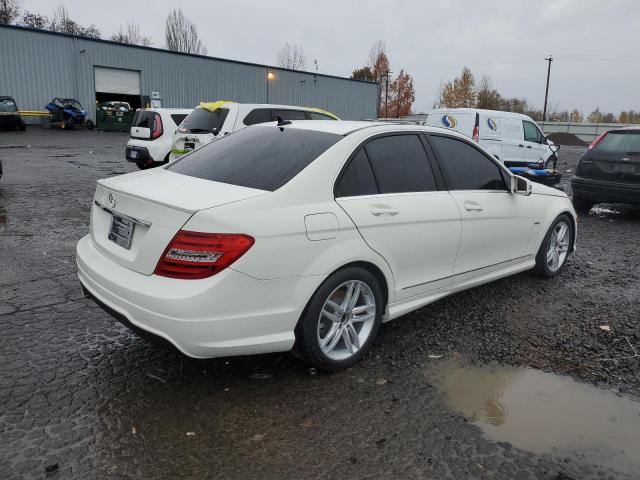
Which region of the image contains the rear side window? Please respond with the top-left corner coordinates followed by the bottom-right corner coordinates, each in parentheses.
top-left (429, 135), bottom-right (506, 191)
top-left (243, 108), bottom-right (272, 126)
top-left (167, 126), bottom-right (341, 191)
top-left (594, 131), bottom-right (640, 154)
top-left (272, 109), bottom-right (307, 121)
top-left (365, 135), bottom-right (437, 194)
top-left (179, 108), bottom-right (229, 134)
top-left (170, 114), bottom-right (188, 126)
top-left (309, 112), bottom-right (335, 120)
top-left (132, 110), bottom-right (154, 128)
top-left (335, 149), bottom-right (378, 197)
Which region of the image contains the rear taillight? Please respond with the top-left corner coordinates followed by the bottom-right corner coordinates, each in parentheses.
top-left (588, 132), bottom-right (607, 150)
top-left (152, 113), bottom-right (163, 139)
top-left (154, 231), bottom-right (254, 279)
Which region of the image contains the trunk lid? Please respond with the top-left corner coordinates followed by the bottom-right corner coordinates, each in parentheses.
top-left (91, 168), bottom-right (268, 274)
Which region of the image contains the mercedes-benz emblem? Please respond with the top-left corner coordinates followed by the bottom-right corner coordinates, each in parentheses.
top-left (107, 193), bottom-right (116, 209)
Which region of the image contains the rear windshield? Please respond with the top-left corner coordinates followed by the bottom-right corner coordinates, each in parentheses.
top-left (595, 131), bottom-right (640, 154)
top-left (132, 111), bottom-right (155, 128)
top-left (0, 98), bottom-right (18, 112)
top-left (167, 126), bottom-right (341, 191)
top-left (178, 108), bottom-right (229, 134)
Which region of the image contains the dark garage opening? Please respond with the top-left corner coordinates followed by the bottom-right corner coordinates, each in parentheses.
top-left (95, 92), bottom-right (142, 111)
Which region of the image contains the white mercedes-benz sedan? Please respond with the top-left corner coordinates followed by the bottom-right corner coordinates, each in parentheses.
top-left (77, 121), bottom-right (576, 370)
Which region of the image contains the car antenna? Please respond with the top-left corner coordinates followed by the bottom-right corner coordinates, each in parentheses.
top-left (276, 116), bottom-right (292, 129)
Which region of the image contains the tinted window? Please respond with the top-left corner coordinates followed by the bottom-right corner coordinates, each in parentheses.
top-left (594, 131), bottom-right (640, 154)
top-left (0, 98), bottom-right (18, 112)
top-left (309, 112), bottom-right (335, 120)
top-left (243, 108), bottom-right (272, 126)
top-left (170, 114), bottom-right (188, 126)
top-left (179, 108), bottom-right (229, 133)
top-left (132, 110), bottom-right (154, 128)
top-left (429, 135), bottom-right (506, 190)
top-left (523, 121), bottom-right (543, 143)
top-left (272, 109), bottom-right (307, 121)
top-left (365, 135), bottom-right (437, 194)
top-left (335, 149), bottom-right (378, 197)
top-left (167, 126), bottom-right (341, 191)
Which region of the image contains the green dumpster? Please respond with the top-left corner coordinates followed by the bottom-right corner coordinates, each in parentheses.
top-left (96, 109), bottom-right (134, 131)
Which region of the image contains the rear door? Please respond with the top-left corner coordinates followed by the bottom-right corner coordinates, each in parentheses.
top-left (427, 133), bottom-right (534, 279)
top-left (335, 134), bottom-right (461, 300)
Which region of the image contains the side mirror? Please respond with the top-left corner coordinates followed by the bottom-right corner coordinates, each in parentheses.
top-left (212, 127), bottom-right (219, 136)
top-left (511, 175), bottom-right (532, 196)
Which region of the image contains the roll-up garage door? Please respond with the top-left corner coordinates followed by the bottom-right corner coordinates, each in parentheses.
top-left (94, 67), bottom-right (140, 95)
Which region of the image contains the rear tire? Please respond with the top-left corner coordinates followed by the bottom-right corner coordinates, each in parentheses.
top-left (572, 195), bottom-right (594, 214)
top-left (18, 120), bottom-right (26, 131)
top-left (534, 214), bottom-right (573, 278)
top-left (294, 267), bottom-right (384, 371)
top-left (86, 119), bottom-right (94, 130)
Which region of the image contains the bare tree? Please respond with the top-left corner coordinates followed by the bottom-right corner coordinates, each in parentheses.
top-left (165, 9), bottom-right (207, 55)
top-left (20, 11), bottom-right (48, 29)
top-left (0, 0), bottom-right (22, 25)
top-left (277, 43), bottom-right (307, 70)
top-left (50, 5), bottom-right (101, 38)
top-left (111, 22), bottom-right (152, 47)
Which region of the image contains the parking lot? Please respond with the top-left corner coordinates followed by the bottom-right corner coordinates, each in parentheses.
top-left (1, 128), bottom-right (640, 479)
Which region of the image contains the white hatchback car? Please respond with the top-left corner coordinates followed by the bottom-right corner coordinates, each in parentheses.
top-left (169, 101), bottom-right (338, 160)
top-left (126, 108), bottom-right (192, 169)
top-left (77, 121), bottom-right (576, 370)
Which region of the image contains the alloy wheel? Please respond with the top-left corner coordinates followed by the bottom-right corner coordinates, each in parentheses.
top-left (317, 280), bottom-right (376, 361)
top-left (546, 221), bottom-right (570, 272)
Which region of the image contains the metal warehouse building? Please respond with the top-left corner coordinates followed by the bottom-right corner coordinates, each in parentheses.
top-left (0, 25), bottom-right (378, 124)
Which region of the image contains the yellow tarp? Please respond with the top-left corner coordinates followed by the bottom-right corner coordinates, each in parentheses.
top-left (199, 100), bottom-right (233, 112)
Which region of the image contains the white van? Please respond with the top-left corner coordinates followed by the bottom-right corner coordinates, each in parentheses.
top-left (426, 108), bottom-right (557, 168)
top-left (170, 101), bottom-right (339, 160)
top-left (126, 108), bottom-right (192, 169)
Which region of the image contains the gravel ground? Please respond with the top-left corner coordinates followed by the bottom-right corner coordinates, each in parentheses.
top-left (1, 128), bottom-right (639, 479)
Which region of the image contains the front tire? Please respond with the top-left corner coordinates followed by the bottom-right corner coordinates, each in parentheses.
top-left (534, 214), bottom-right (573, 278)
top-left (294, 267), bottom-right (384, 371)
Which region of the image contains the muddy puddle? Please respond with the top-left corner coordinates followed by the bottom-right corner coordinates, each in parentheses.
top-left (427, 359), bottom-right (640, 475)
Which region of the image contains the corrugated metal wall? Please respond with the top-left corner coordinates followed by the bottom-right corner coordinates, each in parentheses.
top-left (0, 26), bottom-right (378, 124)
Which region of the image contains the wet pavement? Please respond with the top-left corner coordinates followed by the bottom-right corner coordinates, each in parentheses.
top-left (1, 128), bottom-right (639, 479)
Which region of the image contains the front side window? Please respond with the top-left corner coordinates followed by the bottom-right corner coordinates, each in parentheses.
top-left (428, 135), bottom-right (507, 191)
top-left (335, 149), bottom-right (378, 197)
top-left (523, 120), bottom-right (543, 143)
top-left (365, 135), bottom-right (437, 194)
top-left (0, 98), bottom-right (18, 112)
top-left (167, 126), bottom-right (341, 191)
top-left (178, 108), bottom-right (229, 134)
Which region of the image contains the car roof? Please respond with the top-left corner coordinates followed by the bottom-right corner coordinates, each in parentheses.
top-left (258, 120), bottom-right (476, 139)
top-left (429, 107), bottom-right (532, 120)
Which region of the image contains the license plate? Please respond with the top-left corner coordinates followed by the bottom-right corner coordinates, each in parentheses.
top-left (614, 163), bottom-right (636, 174)
top-left (129, 150), bottom-right (138, 159)
top-left (108, 214), bottom-right (135, 249)
top-left (184, 142), bottom-right (195, 151)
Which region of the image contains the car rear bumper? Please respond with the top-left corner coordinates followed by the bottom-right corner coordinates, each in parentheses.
top-left (125, 146), bottom-right (152, 164)
top-left (76, 234), bottom-right (322, 358)
top-left (572, 176), bottom-right (640, 204)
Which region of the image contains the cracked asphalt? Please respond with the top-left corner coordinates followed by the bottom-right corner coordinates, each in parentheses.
top-left (1, 128), bottom-right (639, 479)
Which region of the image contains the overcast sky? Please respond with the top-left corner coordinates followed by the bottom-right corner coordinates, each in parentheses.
top-left (21, 0), bottom-right (640, 114)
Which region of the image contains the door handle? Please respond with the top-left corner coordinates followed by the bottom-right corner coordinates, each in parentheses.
top-left (526, 145), bottom-right (532, 149)
top-left (518, 144), bottom-right (524, 148)
top-left (463, 201), bottom-right (484, 212)
top-left (370, 207), bottom-right (399, 216)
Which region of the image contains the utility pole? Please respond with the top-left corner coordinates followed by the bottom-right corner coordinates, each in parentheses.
top-left (543, 56), bottom-right (553, 121)
top-left (384, 70), bottom-right (392, 118)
